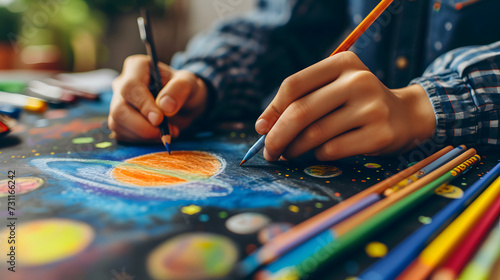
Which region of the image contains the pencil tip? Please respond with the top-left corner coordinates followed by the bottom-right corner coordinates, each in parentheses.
top-left (239, 160), bottom-right (246, 166)
top-left (161, 135), bottom-right (172, 154)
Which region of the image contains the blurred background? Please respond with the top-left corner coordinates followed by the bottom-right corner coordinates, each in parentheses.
top-left (0, 0), bottom-right (254, 72)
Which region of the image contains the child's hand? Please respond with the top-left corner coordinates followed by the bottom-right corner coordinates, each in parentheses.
top-left (256, 51), bottom-right (436, 162)
top-left (109, 55), bottom-right (208, 142)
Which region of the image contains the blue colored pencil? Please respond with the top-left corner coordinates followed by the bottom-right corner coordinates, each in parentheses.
top-left (237, 146), bottom-right (455, 277)
top-left (238, 192), bottom-right (379, 275)
top-left (255, 151), bottom-right (479, 278)
top-left (357, 161), bottom-right (500, 280)
top-left (239, 134), bottom-right (266, 165)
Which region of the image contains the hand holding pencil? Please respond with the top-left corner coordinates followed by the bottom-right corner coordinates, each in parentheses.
top-left (242, 0), bottom-right (436, 164)
top-left (109, 22), bottom-right (209, 145)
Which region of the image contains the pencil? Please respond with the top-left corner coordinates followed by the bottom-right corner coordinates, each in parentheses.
top-left (255, 150), bottom-right (479, 278)
top-left (0, 113), bottom-right (16, 138)
top-left (236, 145), bottom-right (453, 276)
top-left (138, 9), bottom-right (171, 154)
top-left (383, 145), bottom-right (466, 196)
top-left (0, 91), bottom-right (47, 113)
top-left (457, 222), bottom-right (500, 280)
top-left (239, 134), bottom-right (266, 165)
top-left (357, 161), bottom-right (500, 280)
top-left (239, 0), bottom-right (395, 165)
top-left (432, 189), bottom-right (500, 280)
top-left (397, 173), bottom-right (500, 280)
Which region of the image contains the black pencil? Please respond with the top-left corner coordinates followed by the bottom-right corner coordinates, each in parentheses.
top-left (138, 8), bottom-right (171, 154)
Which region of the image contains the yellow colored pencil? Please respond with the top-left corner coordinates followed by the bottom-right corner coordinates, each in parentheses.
top-left (397, 175), bottom-right (500, 280)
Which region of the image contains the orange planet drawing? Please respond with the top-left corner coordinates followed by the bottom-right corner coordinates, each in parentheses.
top-left (112, 151), bottom-right (223, 187)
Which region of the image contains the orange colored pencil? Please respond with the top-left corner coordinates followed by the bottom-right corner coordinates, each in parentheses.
top-left (397, 176), bottom-right (500, 280)
top-left (330, 0), bottom-right (394, 55)
top-left (332, 148), bottom-right (477, 236)
top-left (240, 0), bottom-right (395, 166)
top-left (238, 146), bottom-right (455, 276)
top-left (247, 147), bottom-right (451, 261)
top-left (431, 191), bottom-right (500, 280)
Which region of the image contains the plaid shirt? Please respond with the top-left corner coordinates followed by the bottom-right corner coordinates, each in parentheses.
top-left (171, 0), bottom-right (500, 149)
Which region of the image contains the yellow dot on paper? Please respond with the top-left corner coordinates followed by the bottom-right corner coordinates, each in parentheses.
top-left (95, 142), bottom-right (112, 149)
top-left (181, 205), bottom-right (202, 215)
top-left (365, 241), bottom-right (388, 258)
top-left (72, 137), bottom-right (94, 144)
top-left (289, 205), bottom-right (299, 213)
top-left (364, 163), bottom-right (381, 169)
top-left (32, 149), bottom-right (36, 153)
top-left (435, 184), bottom-right (464, 199)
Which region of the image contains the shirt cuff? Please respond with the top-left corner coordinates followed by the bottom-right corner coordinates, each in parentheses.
top-left (410, 73), bottom-right (479, 146)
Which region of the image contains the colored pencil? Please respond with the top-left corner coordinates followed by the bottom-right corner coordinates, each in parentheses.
top-left (383, 145), bottom-right (466, 196)
top-left (138, 9), bottom-right (171, 154)
top-left (457, 222), bottom-right (500, 280)
top-left (490, 253), bottom-right (500, 280)
top-left (397, 173), bottom-right (500, 280)
top-left (255, 150), bottom-right (479, 278)
top-left (357, 161), bottom-right (500, 280)
top-left (239, 134), bottom-right (266, 165)
top-left (434, 197), bottom-right (500, 279)
top-left (0, 91), bottom-right (47, 113)
top-left (236, 145), bottom-right (454, 276)
top-left (432, 189), bottom-right (500, 280)
top-left (239, 0), bottom-right (395, 165)
top-left (0, 113), bottom-right (16, 138)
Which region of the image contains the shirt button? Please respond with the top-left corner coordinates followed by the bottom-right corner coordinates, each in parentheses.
top-left (396, 56), bottom-right (409, 69)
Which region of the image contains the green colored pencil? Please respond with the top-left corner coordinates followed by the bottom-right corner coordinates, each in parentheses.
top-left (291, 154), bottom-right (481, 279)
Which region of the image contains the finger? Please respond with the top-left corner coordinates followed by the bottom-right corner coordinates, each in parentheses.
top-left (314, 125), bottom-right (393, 161)
top-left (109, 95), bottom-right (161, 140)
top-left (156, 70), bottom-right (197, 117)
top-left (121, 55), bottom-right (173, 85)
top-left (263, 74), bottom-right (359, 161)
top-left (113, 78), bottom-right (165, 126)
top-left (282, 105), bottom-right (366, 159)
top-left (110, 120), bottom-right (157, 143)
top-left (256, 51), bottom-right (366, 134)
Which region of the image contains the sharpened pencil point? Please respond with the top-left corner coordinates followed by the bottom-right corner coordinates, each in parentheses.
top-left (239, 160), bottom-right (246, 166)
top-left (161, 135), bottom-right (171, 154)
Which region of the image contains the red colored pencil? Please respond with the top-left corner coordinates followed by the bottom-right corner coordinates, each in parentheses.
top-left (431, 192), bottom-right (500, 280)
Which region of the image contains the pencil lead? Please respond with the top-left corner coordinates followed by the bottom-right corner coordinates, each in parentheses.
top-left (239, 160), bottom-right (246, 166)
top-left (161, 135), bottom-right (171, 154)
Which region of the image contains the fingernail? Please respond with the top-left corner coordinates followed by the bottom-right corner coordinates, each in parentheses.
top-left (255, 119), bottom-right (269, 134)
top-left (148, 111), bottom-right (161, 126)
top-left (159, 96), bottom-right (177, 114)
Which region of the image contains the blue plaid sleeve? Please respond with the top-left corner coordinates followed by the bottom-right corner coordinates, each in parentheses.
top-left (410, 41), bottom-right (500, 148)
top-left (171, 0), bottom-right (348, 122)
